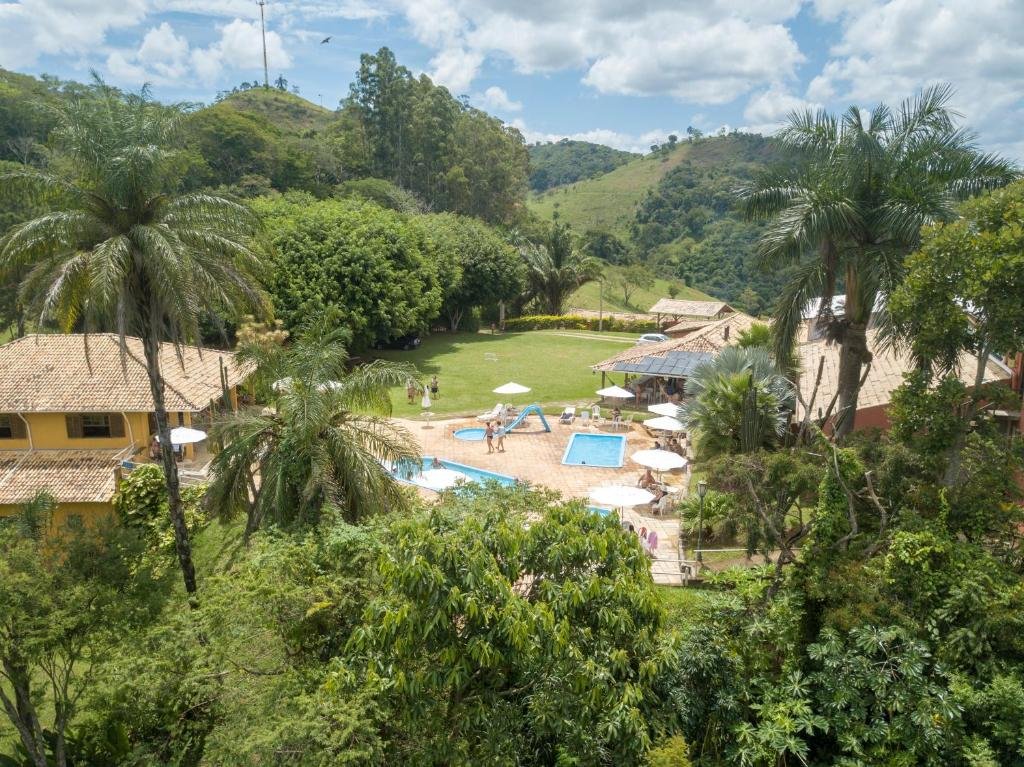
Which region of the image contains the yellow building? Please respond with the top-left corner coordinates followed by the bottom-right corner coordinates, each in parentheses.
top-left (0, 333), bottom-right (247, 529)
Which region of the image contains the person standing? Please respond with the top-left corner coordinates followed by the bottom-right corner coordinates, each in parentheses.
top-left (485, 421), bottom-right (495, 454)
top-left (429, 375), bottom-right (440, 399)
top-left (406, 379), bottom-right (417, 405)
top-left (495, 424), bottom-right (506, 453)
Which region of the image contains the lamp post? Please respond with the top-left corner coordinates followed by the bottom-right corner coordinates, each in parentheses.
top-left (696, 480), bottom-right (707, 565)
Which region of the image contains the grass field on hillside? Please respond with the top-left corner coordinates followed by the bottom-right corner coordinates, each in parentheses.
top-left (374, 330), bottom-right (639, 418)
top-left (567, 269), bottom-right (713, 313)
top-left (527, 144), bottom-right (693, 236)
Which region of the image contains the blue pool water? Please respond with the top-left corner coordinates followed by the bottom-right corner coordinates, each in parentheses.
top-left (391, 456), bottom-right (517, 491)
top-left (454, 427), bottom-right (486, 441)
top-left (561, 433), bottom-right (627, 467)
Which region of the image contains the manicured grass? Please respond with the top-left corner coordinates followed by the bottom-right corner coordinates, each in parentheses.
top-left (567, 268), bottom-right (713, 314)
top-left (527, 144), bottom-right (693, 238)
top-left (374, 330), bottom-right (639, 418)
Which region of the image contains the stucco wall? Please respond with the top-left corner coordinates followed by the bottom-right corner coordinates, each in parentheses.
top-left (0, 500), bottom-right (113, 531)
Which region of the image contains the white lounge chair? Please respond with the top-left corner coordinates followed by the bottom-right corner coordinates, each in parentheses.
top-left (558, 406), bottom-right (576, 424)
top-left (477, 402), bottom-right (503, 422)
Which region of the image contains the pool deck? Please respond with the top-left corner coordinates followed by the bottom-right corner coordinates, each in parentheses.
top-left (393, 415), bottom-right (691, 584)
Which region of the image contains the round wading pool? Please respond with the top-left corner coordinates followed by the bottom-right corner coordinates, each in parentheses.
top-left (454, 427), bottom-right (486, 441)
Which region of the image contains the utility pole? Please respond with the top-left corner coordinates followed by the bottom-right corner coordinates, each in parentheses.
top-left (257, 0), bottom-right (269, 88)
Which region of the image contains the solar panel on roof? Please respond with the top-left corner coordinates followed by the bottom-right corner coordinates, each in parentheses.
top-left (612, 350), bottom-right (714, 377)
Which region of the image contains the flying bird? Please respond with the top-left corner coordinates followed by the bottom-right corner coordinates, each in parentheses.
top-left (320, 36), bottom-right (331, 44)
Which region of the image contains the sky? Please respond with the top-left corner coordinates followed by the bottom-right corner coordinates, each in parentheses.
top-left (2, 0), bottom-right (1023, 158)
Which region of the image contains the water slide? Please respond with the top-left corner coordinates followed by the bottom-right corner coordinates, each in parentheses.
top-left (504, 403), bottom-right (551, 433)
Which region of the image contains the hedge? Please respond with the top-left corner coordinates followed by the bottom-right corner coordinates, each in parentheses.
top-left (502, 314), bottom-right (659, 333)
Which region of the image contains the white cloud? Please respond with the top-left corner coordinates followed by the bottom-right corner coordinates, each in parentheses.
top-left (742, 83), bottom-right (821, 134)
top-left (475, 85), bottom-right (521, 113)
top-left (106, 18), bottom-right (292, 87)
top-left (0, 0), bottom-right (147, 69)
top-left (806, 0), bottom-right (1024, 159)
top-left (393, 1), bottom-right (806, 103)
top-left (427, 47), bottom-right (483, 95)
top-left (511, 119), bottom-right (687, 154)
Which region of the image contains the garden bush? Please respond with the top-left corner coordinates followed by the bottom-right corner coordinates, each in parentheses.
top-left (503, 313), bottom-right (658, 333)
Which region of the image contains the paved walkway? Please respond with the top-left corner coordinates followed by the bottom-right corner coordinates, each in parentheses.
top-left (394, 415), bottom-right (689, 584)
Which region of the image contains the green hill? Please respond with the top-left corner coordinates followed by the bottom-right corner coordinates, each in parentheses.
top-left (566, 268), bottom-right (712, 313)
top-left (527, 143), bottom-right (692, 238)
top-left (528, 140), bottom-right (638, 193)
top-left (216, 88), bottom-right (334, 134)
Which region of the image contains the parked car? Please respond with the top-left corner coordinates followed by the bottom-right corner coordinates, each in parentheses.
top-left (374, 333), bottom-right (421, 351)
top-left (636, 333), bottom-right (670, 345)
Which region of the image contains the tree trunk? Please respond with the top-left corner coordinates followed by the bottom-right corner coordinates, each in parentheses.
top-left (0, 659), bottom-right (48, 767)
top-left (834, 321), bottom-right (868, 440)
top-left (141, 332), bottom-right (198, 598)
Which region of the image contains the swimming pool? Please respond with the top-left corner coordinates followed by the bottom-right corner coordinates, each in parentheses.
top-left (392, 456), bottom-right (517, 491)
top-left (454, 427), bottom-right (486, 441)
top-left (561, 433), bottom-right (627, 468)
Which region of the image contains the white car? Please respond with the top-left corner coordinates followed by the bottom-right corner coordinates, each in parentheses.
top-left (636, 333), bottom-right (670, 345)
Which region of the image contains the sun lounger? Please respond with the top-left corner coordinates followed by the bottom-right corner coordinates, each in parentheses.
top-left (477, 402), bottom-right (503, 422)
top-left (559, 406), bottom-right (576, 424)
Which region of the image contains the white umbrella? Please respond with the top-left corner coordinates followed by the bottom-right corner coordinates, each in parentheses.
top-left (419, 467), bottom-right (469, 491)
top-left (647, 402), bottom-right (680, 417)
top-left (644, 415), bottom-right (684, 432)
top-left (596, 385), bottom-right (634, 399)
top-left (493, 381), bottom-right (531, 395)
top-left (157, 427), bottom-right (208, 445)
top-left (631, 449), bottom-right (687, 472)
top-left (421, 390), bottom-right (432, 408)
top-left (588, 485), bottom-right (655, 508)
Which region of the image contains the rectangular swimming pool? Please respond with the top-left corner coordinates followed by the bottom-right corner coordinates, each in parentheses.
top-left (391, 457), bottom-right (517, 492)
top-left (561, 433), bottom-right (627, 468)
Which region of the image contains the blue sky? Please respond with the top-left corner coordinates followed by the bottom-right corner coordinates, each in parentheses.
top-left (3, 1), bottom-right (1022, 157)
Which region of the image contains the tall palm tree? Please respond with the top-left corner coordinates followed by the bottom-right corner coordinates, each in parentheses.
top-left (521, 222), bottom-right (602, 315)
top-left (207, 319), bottom-right (420, 538)
top-left (0, 84), bottom-right (267, 596)
top-left (680, 347), bottom-right (791, 458)
top-left (738, 84), bottom-right (1016, 438)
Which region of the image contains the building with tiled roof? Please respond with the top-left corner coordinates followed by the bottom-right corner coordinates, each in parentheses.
top-left (0, 334), bottom-right (248, 528)
top-left (592, 312), bottom-right (759, 373)
top-left (649, 298), bottom-right (735, 323)
top-left (795, 329), bottom-right (1013, 431)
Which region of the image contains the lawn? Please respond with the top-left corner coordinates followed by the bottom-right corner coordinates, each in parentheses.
top-left (374, 330), bottom-right (638, 418)
top-left (567, 268), bottom-right (713, 314)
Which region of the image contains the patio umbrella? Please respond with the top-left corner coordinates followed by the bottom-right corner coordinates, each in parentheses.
top-left (631, 449), bottom-right (687, 472)
top-left (643, 415), bottom-right (684, 432)
top-left (419, 467), bottom-right (469, 491)
top-left (421, 389), bottom-right (432, 408)
top-left (157, 427), bottom-right (208, 445)
top-left (595, 385), bottom-right (634, 399)
top-left (647, 402), bottom-right (680, 417)
top-left (588, 485), bottom-right (655, 510)
top-left (493, 381), bottom-right (531, 395)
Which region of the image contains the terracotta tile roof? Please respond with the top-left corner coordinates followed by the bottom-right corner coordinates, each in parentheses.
top-left (664, 319), bottom-right (714, 335)
top-left (592, 313), bottom-right (758, 372)
top-left (0, 334), bottom-right (247, 413)
top-left (795, 329), bottom-right (1013, 419)
top-left (648, 299), bottom-right (734, 318)
top-left (0, 450), bottom-right (121, 505)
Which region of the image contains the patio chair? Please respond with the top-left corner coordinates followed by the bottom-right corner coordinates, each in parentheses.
top-left (484, 352), bottom-right (498, 362)
top-left (591, 405), bottom-right (603, 426)
top-left (558, 406), bottom-right (576, 424)
top-left (617, 413), bottom-right (634, 432)
top-left (579, 411), bottom-right (591, 428)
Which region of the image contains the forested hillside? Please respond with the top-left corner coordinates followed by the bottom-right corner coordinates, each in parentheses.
top-left (528, 134), bottom-right (792, 314)
top-left (0, 49), bottom-right (529, 224)
top-left (528, 139), bottom-right (637, 192)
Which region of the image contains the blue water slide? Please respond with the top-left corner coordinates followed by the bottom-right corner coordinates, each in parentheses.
top-left (504, 403), bottom-right (551, 433)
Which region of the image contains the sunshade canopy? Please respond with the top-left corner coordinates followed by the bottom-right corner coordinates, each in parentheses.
top-left (493, 382), bottom-right (531, 395)
top-left (596, 385), bottom-right (634, 398)
top-left (156, 427), bottom-right (208, 445)
top-left (588, 485), bottom-right (655, 508)
top-left (419, 468), bottom-right (468, 491)
top-left (643, 415), bottom-right (685, 432)
top-left (631, 449), bottom-right (687, 471)
top-left (647, 402), bottom-right (680, 417)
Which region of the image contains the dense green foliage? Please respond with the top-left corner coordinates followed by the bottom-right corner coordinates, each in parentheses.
top-left (521, 222), bottom-right (603, 315)
top-left (528, 140), bottom-right (637, 192)
top-left (208, 319), bottom-right (419, 536)
top-left (253, 194), bottom-right (443, 345)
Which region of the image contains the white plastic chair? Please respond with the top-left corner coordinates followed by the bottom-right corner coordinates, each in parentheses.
top-left (579, 411), bottom-right (591, 429)
top-left (591, 405), bottom-right (602, 426)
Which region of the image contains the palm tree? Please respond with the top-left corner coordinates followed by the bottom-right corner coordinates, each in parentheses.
top-left (0, 84), bottom-right (267, 596)
top-left (738, 84), bottom-right (1016, 438)
top-left (521, 222), bottom-right (602, 315)
top-left (206, 319), bottom-right (420, 539)
top-left (680, 347), bottom-right (791, 458)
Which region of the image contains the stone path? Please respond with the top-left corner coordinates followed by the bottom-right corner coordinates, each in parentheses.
top-left (394, 415), bottom-right (689, 584)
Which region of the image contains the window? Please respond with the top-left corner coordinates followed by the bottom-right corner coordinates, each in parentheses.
top-left (0, 414), bottom-right (26, 440)
top-left (66, 413), bottom-right (126, 439)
